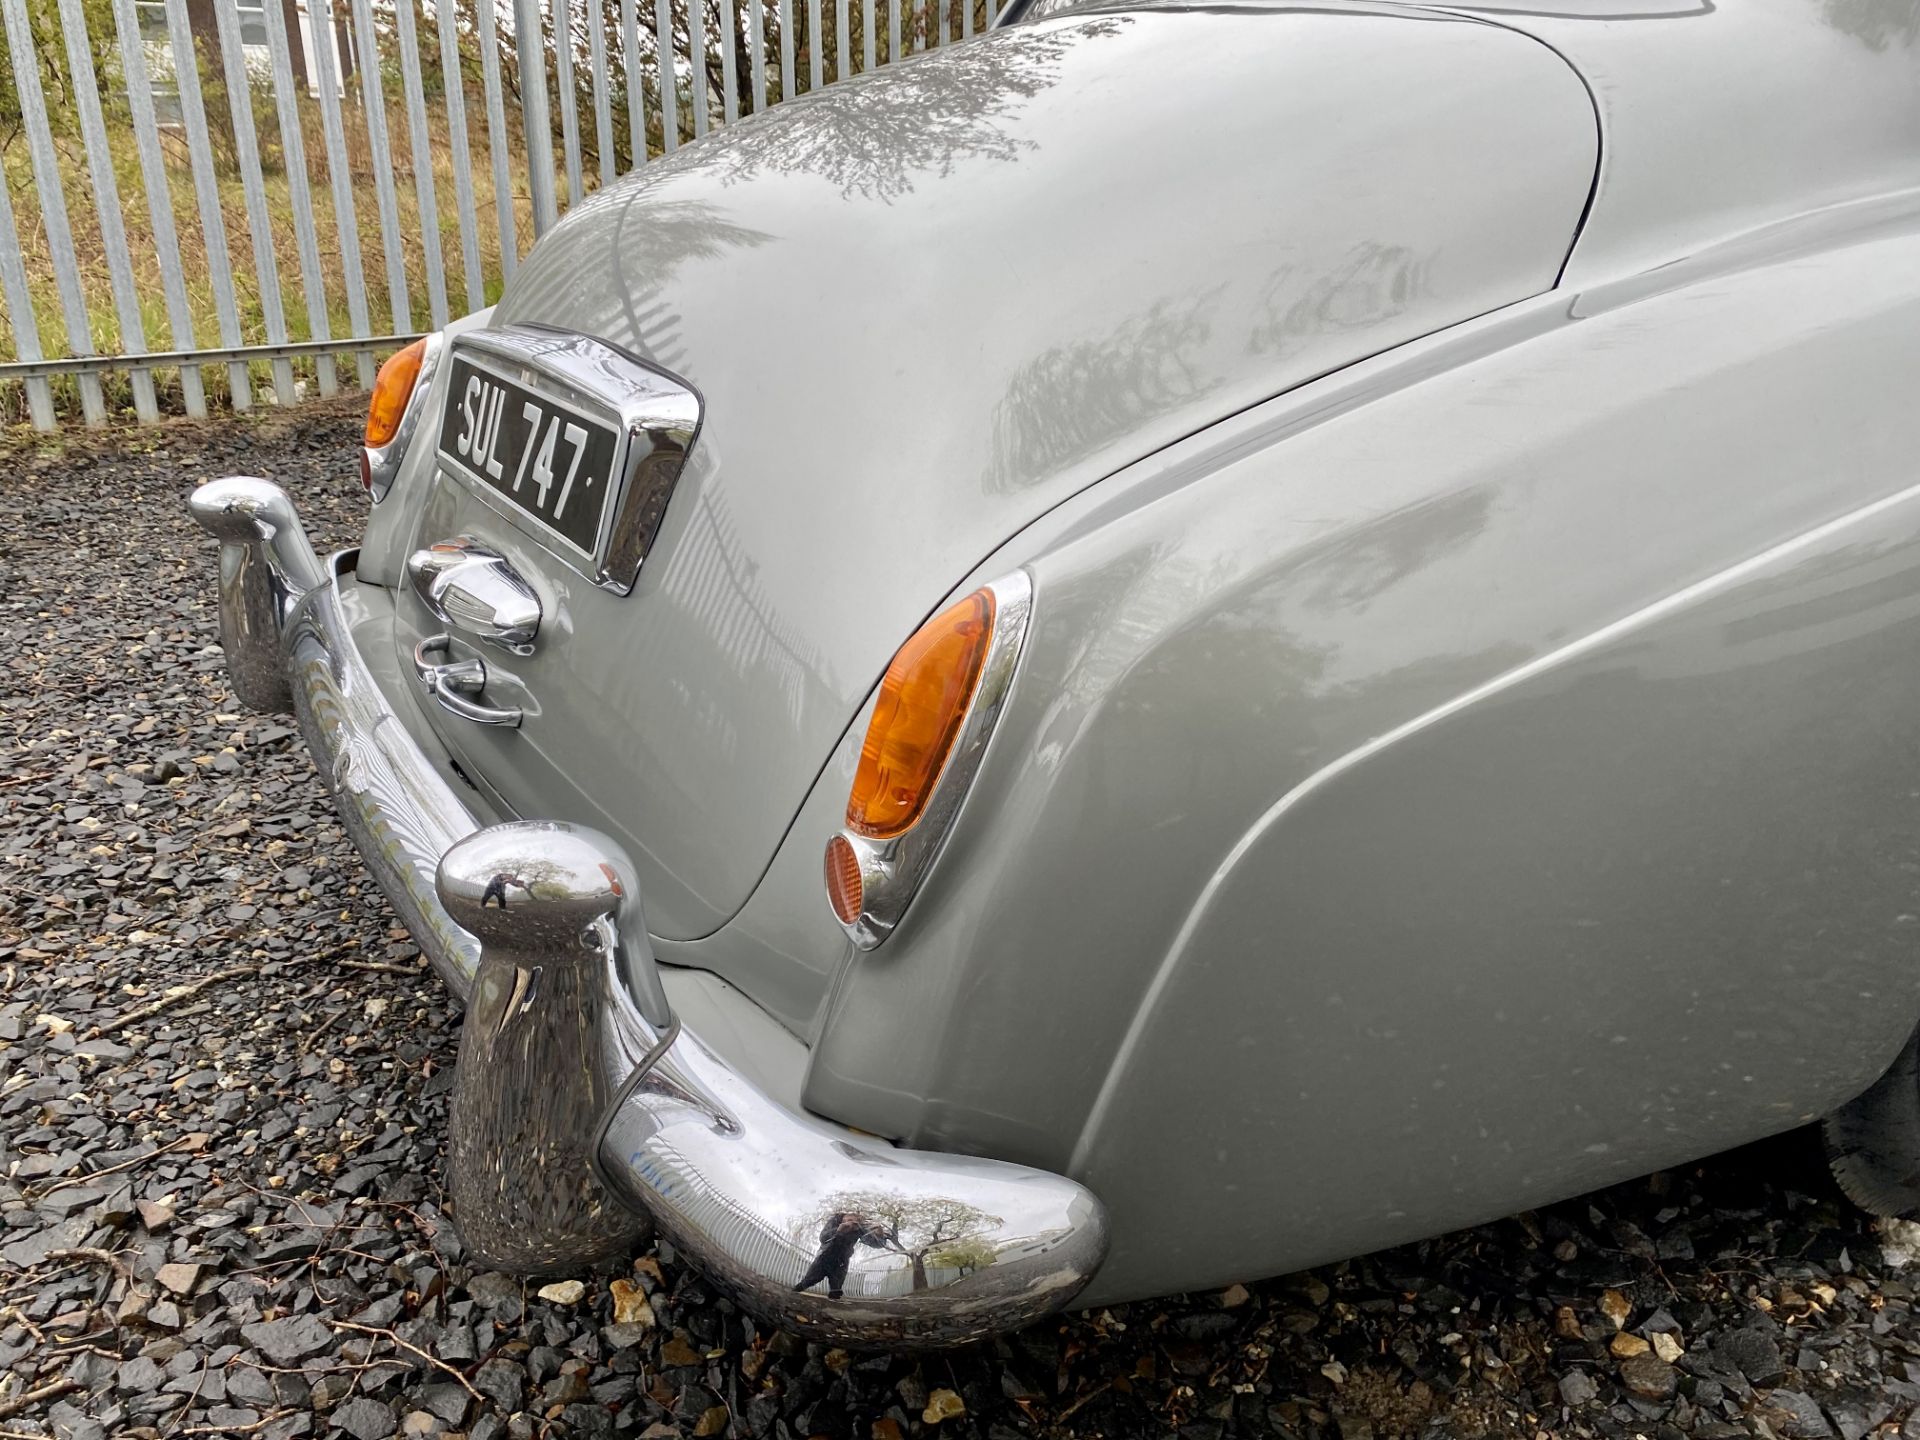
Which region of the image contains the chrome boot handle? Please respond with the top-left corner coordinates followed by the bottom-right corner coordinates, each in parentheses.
top-left (413, 634), bottom-right (523, 728)
top-left (407, 540), bottom-right (541, 655)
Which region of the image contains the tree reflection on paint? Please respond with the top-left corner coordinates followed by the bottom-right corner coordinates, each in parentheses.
top-left (689, 18), bottom-right (1131, 202)
top-left (983, 288), bottom-right (1225, 493)
top-left (1821, 0), bottom-right (1920, 50)
top-left (1248, 242), bottom-right (1431, 352)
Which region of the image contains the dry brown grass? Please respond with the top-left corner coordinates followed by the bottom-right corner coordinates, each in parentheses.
top-left (1, 74), bottom-right (562, 426)
top-left (1, 0), bottom-right (997, 429)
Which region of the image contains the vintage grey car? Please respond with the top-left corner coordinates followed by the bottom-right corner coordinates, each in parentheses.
top-left (190, 0), bottom-right (1920, 1347)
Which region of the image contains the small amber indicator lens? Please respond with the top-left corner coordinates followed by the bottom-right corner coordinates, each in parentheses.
top-left (847, 589), bottom-right (997, 840)
top-left (365, 337), bottom-right (429, 448)
top-left (825, 835), bottom-right (864, 925)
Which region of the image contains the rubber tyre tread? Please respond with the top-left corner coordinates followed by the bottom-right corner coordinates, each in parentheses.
top-left (1825, 1028), bottom-right (1920, 1219)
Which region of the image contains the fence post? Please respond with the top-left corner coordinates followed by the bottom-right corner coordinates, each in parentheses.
top-left (477, 0), bottom-right (521, 277)
top-left (350, 0), bottom-right (415, 333)
top-left (721, 0), bottom-right (739, 124)
top-left (162, 0), bottom-right (252, 411)
top-left (554, 0), bottom-right (584, 206)
top-left (308, 0), bottom-right (377, 387)
top-left (779, 0), bottom-right (796, 104)
top-left (2, 0), bottom-right (107, 424)
top-left (588, 0), bottom-right (615, 186)
top-left (0, 161), bottom-right (54, 431)
top-left (395, 0), bottom-right (451, 329)
top-left (621, 0), bottom-right (645, 169)
top-left (517, 0), bottom-right (560, 235)
top-left (748, 0), bottom-right (767, 113)
top-left (441, 1), bottom-right (489, 310)
top-left (690, 0), bottom-right (710, 135)
top-left (261, 0), bottom-right (340, 396)
top-left (213, 0), bottom-right (299, 405)
top-left (657, 0), bottom-right (680, 150)
top-left (55, 0), bottom-right (159, 421)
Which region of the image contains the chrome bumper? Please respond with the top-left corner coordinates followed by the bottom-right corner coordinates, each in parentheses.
top-left (187, 477), bottom-right (1107, 1347)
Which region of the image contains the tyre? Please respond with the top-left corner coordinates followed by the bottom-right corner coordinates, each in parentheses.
top-left (1824, 1027), bottom-right (1920, 1217)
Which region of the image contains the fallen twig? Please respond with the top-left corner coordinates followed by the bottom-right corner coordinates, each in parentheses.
top-left (1058, 1381), bottom-right (1113, 1422)
top-left (0, 1377), bottom-right (83, 1419)
top-left (297, 1006), bottom-right (350, 1056)
top-left (159, 1359), bottom-right (208, 1439)
top-left (236, 1355), bottom-right (389, 1378)
top-left (284, 941), bottom-right (372, 971)
top-left (35, 1248), bottom-right (126, 1273)
top-left (0, 1261), bottom-right (90, 1301)
top-left (34, 1133), bottom-right (201, 1197)
top-left (90, 963), bottom-right (259, 1038)
top-left (181, 1413), bottom-right (291, 1436)
top-left (331, 1319), bottom-right (483, 1405)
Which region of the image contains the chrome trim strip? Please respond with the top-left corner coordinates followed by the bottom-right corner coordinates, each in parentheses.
top-left (834, 572), bottom-right (1034, 950)
top-left (364, 331), bottom-right (444, 503)
top-left (186, 479), bottom-right (1107, 1346)
top-left (442, 325), bottom-right (702, 594)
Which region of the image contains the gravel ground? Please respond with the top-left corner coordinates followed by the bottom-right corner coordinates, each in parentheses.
top-left (4, 406), bottom-right (1920, 1440)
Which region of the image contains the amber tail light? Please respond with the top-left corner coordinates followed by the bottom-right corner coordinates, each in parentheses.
top-left (362, 335), bottom-right (440, 501)
top-left (824, 573), bottom-right (1033, 950)
top-left (366, 338), bottom-right (429, 450)
top-left (848, 590), bottom-right (997, 839)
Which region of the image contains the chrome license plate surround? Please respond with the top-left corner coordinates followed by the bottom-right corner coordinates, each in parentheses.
top-left (437, 352), bottom-right (624, 565)
top-left (434, 326), bottom-right (703, 595)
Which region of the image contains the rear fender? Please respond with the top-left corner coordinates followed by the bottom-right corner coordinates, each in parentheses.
top-left (807, 212), bottom-right (1920, 1303)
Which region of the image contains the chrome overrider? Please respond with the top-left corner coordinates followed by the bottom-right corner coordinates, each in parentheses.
top-left (187, 475), bottom-right (1109, 1347)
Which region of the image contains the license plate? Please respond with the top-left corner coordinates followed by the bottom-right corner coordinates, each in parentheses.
top-left (437, 354), bottom-right (623, 560)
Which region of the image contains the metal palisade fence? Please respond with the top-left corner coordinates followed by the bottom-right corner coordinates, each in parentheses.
top-left (0, 0), bottom-right (1003, 430)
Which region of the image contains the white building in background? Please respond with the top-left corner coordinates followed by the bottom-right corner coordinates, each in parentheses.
top-left (135, 0), bottom-right (354, 111)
